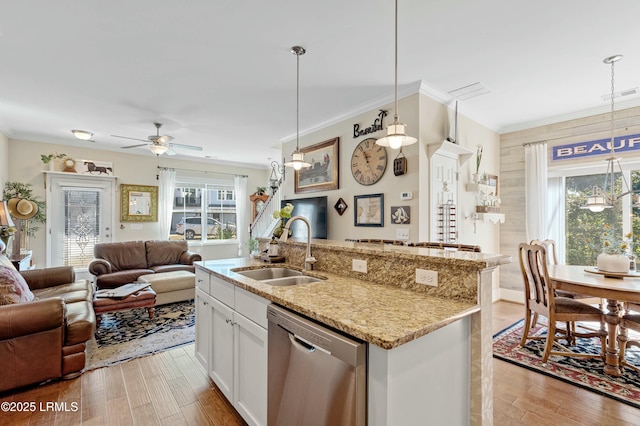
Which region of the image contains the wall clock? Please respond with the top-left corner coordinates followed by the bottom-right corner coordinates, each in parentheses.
top-left (350, 138), bottom-right (387, 186)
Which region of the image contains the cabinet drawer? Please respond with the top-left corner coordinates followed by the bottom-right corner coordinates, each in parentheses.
top-left (210, 275), bottom-right (235, 308)
top-left (235, 286), bottom-right (269, 329)
top-left (195, 268), bottom-right (210, 294)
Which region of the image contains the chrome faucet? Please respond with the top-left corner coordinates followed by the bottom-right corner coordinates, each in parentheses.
top-left (279, 215), bottom-right (317, 271)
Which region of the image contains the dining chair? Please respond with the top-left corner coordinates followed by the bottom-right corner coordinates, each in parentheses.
top-left (618, 310), bottom-right (640, 373)
top-left (408, 242), bottom-right (482, 252)
top-left (518, 243), bottom-right (607, 363)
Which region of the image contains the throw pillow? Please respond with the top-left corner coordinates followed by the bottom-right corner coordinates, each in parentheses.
top-left (0, 254), bottom-right (17, 271)
top-left (0, 266), bottom-right (35, 305)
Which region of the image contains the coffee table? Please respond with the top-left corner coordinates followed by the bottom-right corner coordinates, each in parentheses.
top-left (93, 285), bottom-right (157, 328)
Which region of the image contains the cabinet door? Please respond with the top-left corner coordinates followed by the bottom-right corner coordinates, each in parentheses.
top-left (210, 296), bottom-right (235, 402)
top-left (234, 312), bottom-right (268, 426)
top-left (194, 288), bottom-right (211, 370)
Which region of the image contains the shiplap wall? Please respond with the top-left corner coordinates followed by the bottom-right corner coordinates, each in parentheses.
top-left (499, 105), bottom-right (640, 296)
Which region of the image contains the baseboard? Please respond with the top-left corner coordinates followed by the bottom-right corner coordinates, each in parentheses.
top-left (498, 288), bottom-right (524, 304)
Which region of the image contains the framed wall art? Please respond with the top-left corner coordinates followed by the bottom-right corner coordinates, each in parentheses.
top-left (294, 137), bottom-right (339, 194)
top-left (391, 206), bottom-right (410, 224)
top-left (120, 184), bottom-right (158, 222)
top-left (354, 193), bottom-right (384, 227)
top-left (486, 174), bottom-right (498, 195)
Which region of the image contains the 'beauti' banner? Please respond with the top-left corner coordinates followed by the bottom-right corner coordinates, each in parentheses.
top-left (552, 133), bottom-right (640, 161)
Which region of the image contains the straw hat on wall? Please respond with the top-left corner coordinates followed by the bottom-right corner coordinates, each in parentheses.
top-left (7, 198), bottom-right (39, 220)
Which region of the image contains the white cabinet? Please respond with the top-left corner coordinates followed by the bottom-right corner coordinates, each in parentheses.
top-left (234, 309), bottom-right (268, 426)
top-left (194, 288), bottom-right (211, 370)
top-left (194, 267), bottom-right (268, 426)
top-left (209, 295), bottom-right (235, 402)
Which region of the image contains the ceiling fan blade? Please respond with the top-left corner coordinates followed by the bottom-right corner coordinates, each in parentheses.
top-left (166, 147), bottom-right (177, 156)
top-left (121, 143), bottom-right (150, 149)
top-left (111, 135), bottom-right (149, 143)
top-left (170, 142), bottom-right (203, 151)
top-left (157, 135), bottom-right (174, 144)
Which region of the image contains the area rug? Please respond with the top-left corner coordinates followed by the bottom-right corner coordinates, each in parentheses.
top-left (493, 319), bottom-right (640, 409)
top-left (86, 300), bottom-right (195, 370)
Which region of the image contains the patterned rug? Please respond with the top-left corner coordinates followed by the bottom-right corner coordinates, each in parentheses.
top-left (86, 300), bottom-right (195, 370)
top-left (493, 319), bottom-right (640, 409)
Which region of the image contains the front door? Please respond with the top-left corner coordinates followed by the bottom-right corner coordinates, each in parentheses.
top-left (47, 175), bottom-right (114, 272)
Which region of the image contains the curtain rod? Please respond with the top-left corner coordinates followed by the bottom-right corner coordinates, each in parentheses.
top-left (156, 166), bottom-right (247, 178)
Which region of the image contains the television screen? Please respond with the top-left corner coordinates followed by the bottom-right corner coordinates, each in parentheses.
top-left (281, 196), bottom-right (328, 239)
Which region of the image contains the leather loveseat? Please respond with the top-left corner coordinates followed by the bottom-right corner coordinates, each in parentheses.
top-left (88, 240), bottom-right (202, 290)
top-left (0, 265), bottom-right (95, 393)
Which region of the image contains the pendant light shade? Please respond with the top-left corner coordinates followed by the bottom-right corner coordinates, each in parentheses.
top-left (283, 46), bottom-right (311, 170)
top-left (581, 54), bottom-right (640, 211)
top-left (376, 0), bottom-right (417, 150)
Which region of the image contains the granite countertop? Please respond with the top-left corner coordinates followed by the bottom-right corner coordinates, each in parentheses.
top-left (196, 257), bottom-right (481, 349)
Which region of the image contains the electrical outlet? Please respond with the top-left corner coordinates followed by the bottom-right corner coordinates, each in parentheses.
top-left (352, 259), bottom-right (367, 273)
top-left (415, 268), bottom-right (438, 287)
top-left (396, 228), bottom-right (409, 240)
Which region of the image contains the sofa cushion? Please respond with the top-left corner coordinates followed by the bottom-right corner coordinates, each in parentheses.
top-left (0, 266), bottom-right (35, 305)
top-left (150, 264), bottom-right (196, 274)
top-left (96, 269), bottom-right (155, 289)
top-left (32, 280), bottom-right (93, 303)
top-left (145, 240), bottom-right (189, 267)
top-left (94, 241), bottom-right (148, 271)
top-left (64, 300), bottom-right (96, 346)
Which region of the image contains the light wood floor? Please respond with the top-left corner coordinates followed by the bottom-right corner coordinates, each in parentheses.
top-left (3, 301), bottom-right (640, 425)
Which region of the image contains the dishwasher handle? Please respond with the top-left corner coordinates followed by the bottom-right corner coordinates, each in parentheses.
top-left (289, 333), bottom-right (316, 353)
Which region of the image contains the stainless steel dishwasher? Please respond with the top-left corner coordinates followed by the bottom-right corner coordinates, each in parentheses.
top-left (267, 304), bottom-right (367, 426)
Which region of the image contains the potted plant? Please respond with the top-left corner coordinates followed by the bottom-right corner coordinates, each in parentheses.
top-left (473, 145), bottom-right (483, 183)
top-left (41, 152), bottom-right (68, 171)
top-left (589, 225), bottom-right (633, 273)
top-left (272, 203), bottom-right (294, 238)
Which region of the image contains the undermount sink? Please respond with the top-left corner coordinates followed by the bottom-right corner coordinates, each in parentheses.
top-left (235, 268), bottom-right (303, 281)
top-left (262, 276), bottom-right (323, 286)
top-left (233, 267), bottom-right (326, 286)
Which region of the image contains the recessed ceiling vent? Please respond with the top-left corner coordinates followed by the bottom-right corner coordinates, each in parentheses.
top-left (602, 87), bottom-right (639, 101)
top-left (448, 82), bottom-right (490, 100)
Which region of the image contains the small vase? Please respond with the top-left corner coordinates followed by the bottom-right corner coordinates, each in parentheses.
top-left (597, 253), bottom-right (629, 273)
top-left (472, 173), bottom-right (480, 184)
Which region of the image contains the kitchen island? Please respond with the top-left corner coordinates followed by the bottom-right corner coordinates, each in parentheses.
top-left (195, 240), bottom-right (510, 426)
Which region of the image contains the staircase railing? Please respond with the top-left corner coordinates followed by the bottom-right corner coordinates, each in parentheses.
top-left (249, 185), bottom-right (282, 239)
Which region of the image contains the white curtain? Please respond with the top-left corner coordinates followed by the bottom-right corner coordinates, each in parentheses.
top-left (235, 175), bottom-right (248, 256)
top-left (547, 176), bottom-right (566, 263)
top-left (524, 142), bottom-right (548, 242)
top-left (159, 168), bottom-right (176, 240)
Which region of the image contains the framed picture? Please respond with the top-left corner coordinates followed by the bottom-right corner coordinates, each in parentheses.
top-left (354, 193), bottom-right (384, 227)
top-left (120, 184), bottom-right (158, 222)
top-left (334, 197), bottom-right (348, 216)
top-left (294, 137), bottom-right (339, 194)
top-left (391, 206), bottom-right (410, 224)
top-left (486, 174), bottom-right (498, 195)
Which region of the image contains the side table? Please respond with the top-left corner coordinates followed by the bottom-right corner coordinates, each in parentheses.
top-left (10, 254), bottom-right (31, 271)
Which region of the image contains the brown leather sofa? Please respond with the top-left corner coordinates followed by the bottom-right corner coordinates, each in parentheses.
top-left (0, 266), bottom-right (95, 393)
top-left (88, 240), bottom-right (202, 289)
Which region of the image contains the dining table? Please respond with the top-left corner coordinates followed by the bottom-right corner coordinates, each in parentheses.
top-left (548, 264), bottom-right (640, 376)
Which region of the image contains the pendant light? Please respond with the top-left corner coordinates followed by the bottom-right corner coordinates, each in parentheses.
top-left (283, 46), bottom-right (311, 170)
top-left (376, 0), bottom-right (417, 150)
top-left (581, 55), bottom-right (640, 212)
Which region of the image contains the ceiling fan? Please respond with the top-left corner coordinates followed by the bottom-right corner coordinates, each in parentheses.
top-left (112, 122), bottom-right (203, 156)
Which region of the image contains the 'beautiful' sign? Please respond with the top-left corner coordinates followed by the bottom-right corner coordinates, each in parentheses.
top-left (552, 133), bottom-right (640, 161)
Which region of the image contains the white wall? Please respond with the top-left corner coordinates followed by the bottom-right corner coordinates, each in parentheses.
top-left (7, 139), bottom-right (269, 264)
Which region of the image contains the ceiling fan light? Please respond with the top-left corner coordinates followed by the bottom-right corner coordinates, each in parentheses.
top-left (148, 144), bottom-right (169, 156)
top-left (71, 129), bottom-right (93, 140)
top-left (376, 123), bottom-right (417, 149)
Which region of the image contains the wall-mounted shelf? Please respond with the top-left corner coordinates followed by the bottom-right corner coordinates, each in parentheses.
top-left (472, 213), bottom-right (505, 224)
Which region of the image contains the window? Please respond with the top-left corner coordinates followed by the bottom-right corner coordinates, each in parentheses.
top-left (170, 177), bottom-right (237, 242)
top-left (558, 166), bottom-right (640, 265)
